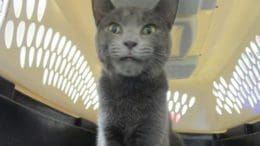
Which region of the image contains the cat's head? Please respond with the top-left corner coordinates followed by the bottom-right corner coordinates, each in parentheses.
top-left (92, 0), bottom-right (179, 77)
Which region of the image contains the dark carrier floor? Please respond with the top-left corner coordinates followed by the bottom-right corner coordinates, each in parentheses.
top-left (0, 76), bottom-right (259, 146)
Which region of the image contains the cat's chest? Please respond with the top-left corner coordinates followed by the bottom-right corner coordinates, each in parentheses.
top-left (104, 95), bottom-right (155, 123)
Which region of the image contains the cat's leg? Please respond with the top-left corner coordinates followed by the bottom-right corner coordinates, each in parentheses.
top-left (97, 125), bottom-right (123, 146)
top-left (125, 119), bottom-right (169, 146)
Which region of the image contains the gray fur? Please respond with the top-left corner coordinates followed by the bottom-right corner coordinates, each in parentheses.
top-left (92, 0), bottom-right (183, 145)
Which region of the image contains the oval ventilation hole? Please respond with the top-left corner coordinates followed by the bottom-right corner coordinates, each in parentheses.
top-left (71, 71), bottom-right (79, 84)
top-left (218, 83), bottom-right (226, 95)
top-left (26, 23), bottom-right (36, 47)
top-left (248, 97), bottom-right (255, 108)
top-left (227, 91), bottom-right (236, 102)
top-left (26, 0), bottom-right (35, 20)
top-left (4, 20), bottom-right (14, 49)
top-left (84, 71), bottom-right (93, 84)
top-left (53, 72), bottom-right (59, 87)
top-left (48, 70), bottom-right (54, 85)
top-left (91, 90), bottom-right (98, 100)
top-left (68, 86), bottom-right (74, 98)
top-left (28, 47), bottom-right (35, 67)
top-left (37, 0), bottom-right (47, 22)
top-left (70, 71), bottom-right (77, 84)
top-left (181, 105), bottom-right (188, 115)
top-left (20, 46), bottom-right (27, 68)
top-left (73, 93), bottom-right (80, 104)
top-left (51, 32), bottom-right (60, 51)
top-left (82, 66), bottom-right (90, 79)
top-left (75, 77), bottom-right (82, 89)
top-left (54, 55), bottom-right (62, 71)
top-left (254, 88), bottom-right (260, 101)
top-left (173, 91), bottom-right (179, 103)
top-left (79, 83), bottom-right (85, 96)
top-left (235, 66), bottom-right (244, 80)
top-left (68, 68), bottom-right (75, 81)
top-left (225, 97), bottom-right (234, 109)
top-left (174, 102), bottom-right (181, 113)
top-left (235, 98), bottom-right (243, 109)
top-left (93, 103), bottom-right (99, 110)
top-left (246, 47), bottom-right (256, 64)
top-left (85, 100), bottom-right (92, 110)
top-left (16, 21), bottom-right (26, 48)
top-left (76, 56), bottom-right (84, 70)
top-left (79, 61), bottom-right (90, 78)
top-left (62, 40), bottom-right (72, 58)
top-left (249, 71), bottom-right (257, 86)
top-left (65, 82), bottom-right (70, 95)
top-left (250, 42), bottom-right (260, 59)
top-left (57, 76), bottom-right (63, 90)
top-left (61, 78), bottom-right (67, 92)
top-left (213, 81), bottom-right (219, 90)
top-left (216, 105), bottom-right (222, 115)
top-left (181, 94), bottom-right (187, 105)
top-left (90, 92), bottom-right (98, 101)
top-left (229, 84), bottom-right (237, 97)
top-left (245, 77), bottom-right (253, 90)
top-left (13, 0), bottom-right (23, 18)
top-left (68, 45), bottom-right (77, 61)
top-left (216, 98), bottom-right (223, 108)
top-left (233, 72), bottom-right (242, 85)
top-left (64, 63), bottom-right (72, 77)
top-left (231, 78), bottom-right (239, 91)
top-left (224, 104), bottom-right (232, 114)
top-left (70, 90), bottom-right (76, 100)
top-left (237, 93), bottom-right (245, 104)
top-left (72, 50), bottom-right (81, 65)
top-left (80, 86), bottom-right (88, 98)
top-left (220, 77), bottom-right (228, 88)
top-left (238, 59), bottom-right (247, 74)
top-left (57, 36), bottom-right (66, 55)
top-left (49, 53), bottom-right (57, 69)
top-left (188, 97), bottom-right (196, 108)
top-left (36, 48), bottom-right (43, 67)
top-left (43, 28), bottom-right (53, 50)
top-left (43, 69), bottom-right (49, 85)
top-left (59, 59), bottom-right (67, 74)
top-left (92, 97), bottom-right (98, 105)
top-left (43, 50), bottom-right (50, 68)
top-left (89, 83), bottom-right (96, 94)
top-left (218, 91), bottom-right (225, 101)
top-left (241, 53), bottom-right (252, 69)
top-left (87, 77), bottom-right (95, 88)
top-left (234, 104), bottom-right (241, 114)
top-left (36, 25), bottom-right (45, 48)
top-left (242, 82), bottom-right (250, 95)
top-left (251, 94), bottom-right (257, 105)
top-left (82, 91), bottom-right (89, 101)
top-left (252, 66), bottom-right (259, 79)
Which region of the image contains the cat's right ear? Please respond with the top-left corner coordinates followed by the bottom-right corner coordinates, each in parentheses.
top-left (92, 0), bottom-right (115, 26)
top-left (153, 0), bottom-right (179, 29)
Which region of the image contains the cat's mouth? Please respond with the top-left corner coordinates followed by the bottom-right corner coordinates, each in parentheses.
top-left (119, 56), bottom-right (141, 62)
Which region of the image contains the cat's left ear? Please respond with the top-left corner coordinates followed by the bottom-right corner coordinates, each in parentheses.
top-left (153, 0), bottom-right (179, 29)
top-left (92, 0), bottom-right (115, 26)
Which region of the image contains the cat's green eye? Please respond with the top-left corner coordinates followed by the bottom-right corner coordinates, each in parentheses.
top-left (106, 23), bottom-right (122, 34)
top-left (142, 24), bottom-right (157, 35)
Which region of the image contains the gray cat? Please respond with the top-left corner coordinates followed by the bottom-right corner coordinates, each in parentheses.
top-left (92, 0), bottom-right (184, 145)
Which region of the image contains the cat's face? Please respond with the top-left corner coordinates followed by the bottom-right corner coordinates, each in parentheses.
top-left (92, 0), bottom-right (179, 77)
top-left (96, 8), bottom-right (170, 76)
